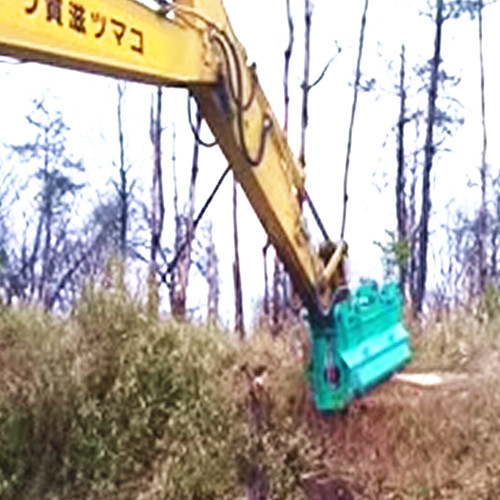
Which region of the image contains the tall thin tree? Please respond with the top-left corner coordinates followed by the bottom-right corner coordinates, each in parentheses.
top-left (149, 86), bottom-right (165, 315)
top-left (11, 100), bottom-right (83, 308)
top-left (298, 0), bottom-right (312, 169)
top-left (415, 0), bottom-right (444, 313)
top-left (396, 45), bottom-right (409, 293)
top-left (265, 0), bottom-right (295, 331)
top-left (206, 222), bottom-right (219, 324)
top-left (233, 175), bottom-right (244, 338)
top-left (115, 82), bottom-right (131, 260)
top-left (170, 112), bottom-right (201, 319)
top-left (340, 0), bottom-right (369, 239)
top-left (283, 0), bottom-right (294, 137)
top-left (478, 0), bottom-right (488, 292)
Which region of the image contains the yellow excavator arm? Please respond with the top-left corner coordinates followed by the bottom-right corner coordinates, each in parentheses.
top-left (0, 0), bottom-right (346, 313)
top-left (0, 0), bottom-right (411, 412)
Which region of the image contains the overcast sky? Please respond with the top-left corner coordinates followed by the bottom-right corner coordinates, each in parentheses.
top-left (223, 0), bottom-right (500, 316)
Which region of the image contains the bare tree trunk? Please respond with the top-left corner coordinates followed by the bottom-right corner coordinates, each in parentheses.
top-left (340, 0), bottom-right (369, 239)
top-left (206, 222), bottom-right (219, 324)
top-left (409, 119), bottom-right (420, 316)
top-left (171, 113), bottom-right (201, 319)
top-left (116, 82), bottom-right (128, 259)
top-left (243, 365), bottom-right (270, 500)
top-left (40, 202), bottom-right (52, 308)
top-left (149, 86), bottom-right (164, 315)
top-left (416, 0), bottom-right (443, 313)
top-left (169, 124), bottom-right (183, 316)
top-left (262, 243), bottom-right (270, 317)
top-left (478, 0), bottom-right (488, 292)
top-left (39, 132), bottom-right (51, 306)
top-left (26, 214), bottom-right (43, 301)
top-left (283, 0), bottom-right (294, 137)
top-left (233, 175), bottom-right (245, 338)
top-left (396, 45), bottom-right (408, 295)
top-left (491, 225), bottom-right (498, 282)
top-left (171, 124), bottom-right (179, 231)
top-left (298, 0), bottom-right (312, 169)
top-left (272, 255), bottom-right (283, 335)
top-left (267, 0), bottom-right (295, 332)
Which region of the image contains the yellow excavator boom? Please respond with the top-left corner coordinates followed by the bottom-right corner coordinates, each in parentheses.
top-left (0, 0), bottom-right (217, 84)
top-left (0, 0), bottom-right (411, 412)
top-left (0, 0), bottom-right (346, 312)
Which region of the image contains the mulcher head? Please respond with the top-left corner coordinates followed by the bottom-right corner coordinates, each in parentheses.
top-left (307, 281), bottom-right (412, 413)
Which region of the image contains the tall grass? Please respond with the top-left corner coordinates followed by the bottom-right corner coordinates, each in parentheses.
top-left (305, 306), bottom-right (500, 500)
top-left (0, 284), bottom-right (242, 499)
top-left (0, 284), bottom-right (310, 499)
top-left (1, 287), bottom-right (500, 499)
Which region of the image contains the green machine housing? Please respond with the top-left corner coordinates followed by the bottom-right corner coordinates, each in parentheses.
top-left (307, 281), bottom-right (412, 412)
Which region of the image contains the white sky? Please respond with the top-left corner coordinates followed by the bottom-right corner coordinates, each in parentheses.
top-left (223, 0), bottom-right (500, 313)
top-left (1, 0), bottom-right (500, 327)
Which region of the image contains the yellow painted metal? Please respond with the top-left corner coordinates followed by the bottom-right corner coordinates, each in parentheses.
top-left (0, 0), bottom-right (217, 85)
top-left (194, 83), bottom-right (324, 310)
top-left (321, 241), bottom-right (347, 290)
top-left (0, 0), bottom-right (345, 312)
top-left (187, 0), bottom-right (331, 310)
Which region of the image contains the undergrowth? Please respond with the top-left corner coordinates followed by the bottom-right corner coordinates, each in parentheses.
top-left (0, 284), bottom-right (309, 500)
top-left (1, 285), bottom-right (500, 499)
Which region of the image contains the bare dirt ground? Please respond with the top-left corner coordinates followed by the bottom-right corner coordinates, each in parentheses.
top-left (300, 352), bottom-right (500, 500)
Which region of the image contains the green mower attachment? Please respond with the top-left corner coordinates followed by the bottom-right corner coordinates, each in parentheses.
top-left (307, 281), bottom-right (411, 413)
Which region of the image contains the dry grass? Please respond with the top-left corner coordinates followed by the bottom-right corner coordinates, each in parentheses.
top-left (1, 291), bottom-right (500, 499)
top-left (301, 308), bottom-right (500, 500)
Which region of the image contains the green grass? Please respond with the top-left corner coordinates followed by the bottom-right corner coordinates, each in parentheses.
top-left (1, 287), bottom-right (500, 499)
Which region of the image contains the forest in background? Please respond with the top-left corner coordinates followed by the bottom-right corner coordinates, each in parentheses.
top-left (0, 0), bottom-right (499, 329)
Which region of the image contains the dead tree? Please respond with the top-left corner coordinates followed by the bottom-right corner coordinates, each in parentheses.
top-left (415, 0), bottom-right (444, 313)
top-left (408, 112), bottom-right (422, 314)
top-left (149, 86), bottom-right (165, 315)
top-left (299, 0), bottom-right (338, 171)
top-left (396, 45), bottom-right (409, 294)
top-left (115, 82), bottom-right (130, 259)
top-left (233, 175), bottom-right (245, 338)
top-left (206, 222), bottom-right (219, 324)
top-left (269, 0), bottom-right (339, 333)
top-left (478, 0), bottom-right (488, 292)
top-left (169, 123), bottom-right (183, 316)
top-left (340, 0), bottom-right (369, 239)
top-left (262, 0), bottom-right (295, 331)
top-left (283, 0), bottom-right (294, 136)
top-left (170, 111), bottom-right (201, 319)
top-left (298, 0), bottom-right (313, 170)
top-left (242, 363), bottom-right (270, 500)
top-left (262, 244), bottom-right (270, 318)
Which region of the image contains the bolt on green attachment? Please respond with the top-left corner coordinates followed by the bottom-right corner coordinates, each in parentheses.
top-left (307, 281), bottom-right (412, 413)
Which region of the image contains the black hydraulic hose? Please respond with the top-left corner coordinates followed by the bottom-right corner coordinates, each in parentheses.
top-left (212, 33), bottom-right (272, 167)
top-left (162, 165), bottom-right (231, 283)
top-left (304, 190), bottom-right (330, 241)
top-left (211, 33), bottom-right (255, 111)
top-left (161, 7), bottom-right (270, 165)
top-left (187, 94), bottom-right (218, 148)
top-left (217, 30), bottom-right (257, 111)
